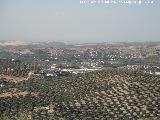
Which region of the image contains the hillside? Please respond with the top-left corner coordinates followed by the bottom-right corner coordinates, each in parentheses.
top-left (0, 70), bottom-right (160, 119)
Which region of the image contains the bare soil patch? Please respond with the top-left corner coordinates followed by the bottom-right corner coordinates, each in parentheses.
top-left (1, 75), bottom-right (26, 83)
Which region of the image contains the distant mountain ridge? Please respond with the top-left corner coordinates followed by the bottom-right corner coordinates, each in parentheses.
top-left (1, 40), bottom-right (160, 48)
top-left (0, 40), bottom-right (68, 48)
top-left (0, 40), bottom-right (30, 46)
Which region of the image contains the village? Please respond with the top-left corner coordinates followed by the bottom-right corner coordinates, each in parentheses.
top-left (0, 41), bottom-right (160, 119)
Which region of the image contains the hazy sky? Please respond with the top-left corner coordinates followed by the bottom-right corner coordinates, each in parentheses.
top-left (0, 0), bottom-right (160, 43)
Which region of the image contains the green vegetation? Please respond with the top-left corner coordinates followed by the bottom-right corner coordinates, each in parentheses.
top-left (0, 112), bottom-right (64, 120)
top-left (1, 70), bottom-right (160, 119)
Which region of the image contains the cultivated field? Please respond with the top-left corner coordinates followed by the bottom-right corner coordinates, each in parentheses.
top-left (10, 70), bottom-right (160, 120)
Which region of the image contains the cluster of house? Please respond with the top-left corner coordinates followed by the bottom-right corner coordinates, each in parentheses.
top-left (27, 64), bottom-right (102, 80)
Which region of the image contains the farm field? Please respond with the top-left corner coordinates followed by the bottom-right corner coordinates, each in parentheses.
top-left (1, 70), bottom-right (160, 119)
